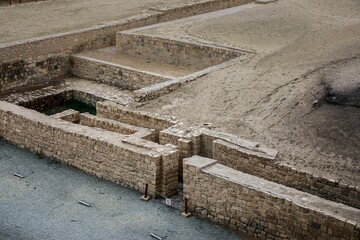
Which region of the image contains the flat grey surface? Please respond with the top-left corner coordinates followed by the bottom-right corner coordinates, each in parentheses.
top-left (0, 139), bottom-right (241, 240)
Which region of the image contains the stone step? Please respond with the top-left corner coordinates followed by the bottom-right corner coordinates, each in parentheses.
top-left (70, 52), bottom-right (174, 91)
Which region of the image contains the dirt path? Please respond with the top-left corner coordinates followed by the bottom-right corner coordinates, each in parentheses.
top-left (138, 0), bottom-right (360, 185)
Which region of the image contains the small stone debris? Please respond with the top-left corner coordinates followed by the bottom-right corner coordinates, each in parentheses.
top-left (312, 100), bottom-right (319, 108)
top-left (150, 233), bottom-right (163, 240)
top-left (14, 173), bottom-right (24, 178)
top-left (78, 200), bottom-right (91, 207)
top-left (255, 0), bottom-right (278, 4)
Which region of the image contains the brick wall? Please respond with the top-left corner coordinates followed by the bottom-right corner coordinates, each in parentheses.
top-left (51, 109), bottom-right (80, 123)
top-left (0, 0), bottom-right (253, 93)
top-left (212, 139), bottom-right (360, 209)
top-left (183, 156), bottom-right (360, 240)
top-left (157, 126), bottom-right (360, 209)
top-left (0, 101), bottom-right (178, 197)
top-left (116, 33), bottom-right (244, 70)
top-left (97, 101), bottom-right (178, 132)
top-left (80, 113), bottom-right (158, 142)
top-left (70, 55), bottom-right (170, 90)
top-left (0, 55), bottom-right (69, 93)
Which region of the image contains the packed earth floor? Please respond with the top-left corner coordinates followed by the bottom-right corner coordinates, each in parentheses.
top-left (0, 140), bottom-right (242, 240)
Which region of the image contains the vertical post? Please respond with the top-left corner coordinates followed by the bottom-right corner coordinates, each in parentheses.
top-left (182, 197), bottom-right (191, 217)
top-left (9, 0), bottom-right (12, 6)
top-left (141, 183), bottom-right (150, 201)
top-left (144, 183), bottom-right (148, 198)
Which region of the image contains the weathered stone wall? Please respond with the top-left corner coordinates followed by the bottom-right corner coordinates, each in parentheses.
top-left (97, 101), bottom-right (178, 132)
top-left (17, 90), bottom-right (99, 114)
top-left (51, 109), bottom-right (80, 123)
top-left (159, 128), bottom-right (195, 180)
top-left (0, 100), bottom-right (178, 197)
top-left (116, 33), bottom-right (244, 70)
top-left (149, 0), bottom-right (253, 16)
top-left (183, 156), bottom-right (360, 240)
top-left (0, 55), bottom-right (69, 93)
top-left (0, 0), bottom-right (253, 93)
top-left (157, 126), bottom-right (360, 209)
top-left (70, 55), bottom-right (170, 90)
top-left (80, 113), bottom-right (158, 142)
top-left (212, 139), bottom-right (360, 209)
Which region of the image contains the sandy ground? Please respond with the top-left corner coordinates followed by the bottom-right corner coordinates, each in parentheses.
top-left (137, 0), bottom-right (360, 185)
top-left (80, 47), bottom-right (194, 78)
top-left (0, 139), bottom-right (243, 240)
top-left (1, 0), bottom-right (359, 184)
top-left (0, 0), bottom-right (194, 44)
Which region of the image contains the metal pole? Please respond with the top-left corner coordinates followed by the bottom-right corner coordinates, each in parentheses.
top-left (182, 197), bottom-right (191, 217)
top-left (144, 183), bottom-right (148, 199)
top-left (184, 198), bottom-right (188, 214)
top-left (141, 183), bottom-right (150, 201)
top-left (150, 233), bottom-right (162, 240)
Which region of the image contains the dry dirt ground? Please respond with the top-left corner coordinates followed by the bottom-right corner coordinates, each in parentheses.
top-left (137, 0), bottom-right (360, 185)
top-left (0, 0), bottom-right (193, 44)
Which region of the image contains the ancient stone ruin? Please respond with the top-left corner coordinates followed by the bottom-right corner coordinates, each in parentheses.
top-left (0, 0), bottom-right (359, 239)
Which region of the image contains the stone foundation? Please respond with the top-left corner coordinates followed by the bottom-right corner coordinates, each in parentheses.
top-left (51, 109), bottom-right (80, 123)
top-left (0, 0), bottom-right (253, 93)
top-left (213, 139), bottom-right (360, 209)
top-left (183, 156), bottom-right (360, 239)
top-left (0, 100), bottom-right (178, 197)
top-left (70, 55), bottom-right (171, 90)
top-left (116, 33), bottom-right (244, 70)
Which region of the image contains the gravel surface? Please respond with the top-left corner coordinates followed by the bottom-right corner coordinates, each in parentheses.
top-left (0, 139), bottom-right (242, 240)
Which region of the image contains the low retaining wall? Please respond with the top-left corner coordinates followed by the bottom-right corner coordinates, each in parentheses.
top-left (116, 33), bottom-right (244, 70)
top-left (97, 101), bottom-right (178, 132)
top-left (17, 89), bottom-right (99, 114)
top-left (0, 0), bottom-right (253, 93)
top-left (157, 125), bottom-right (360, 209)
top-left (70, 55), bottom-right (170, 90)
top-left (0, 55), bottom-right (69, 93)
top-left (212, 139), bottom-right (360, 209)
top-left (79, 113), bottom-right (158, 142)
top-left (51, 109), bottom-right (80, 123)
top-left (0, 100), bottom-right (178, 197)
top-left (183, 156), bottom-right (360, 240)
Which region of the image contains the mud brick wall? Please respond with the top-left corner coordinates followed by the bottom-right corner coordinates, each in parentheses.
top-left (0, 101), bottom-right (179, 197)
top-left (0, 55), bottom-right (69, 93)
top-left (183, 156), bottom-right (360, 240)
top-left (97, 101), bottom-right (178, 132)
top-left (213, 139), bottom-right (360, 209)
top-left (116, 33), bottom-right (244, 70)
top-left (70, 55), bottom-right (170, 90)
